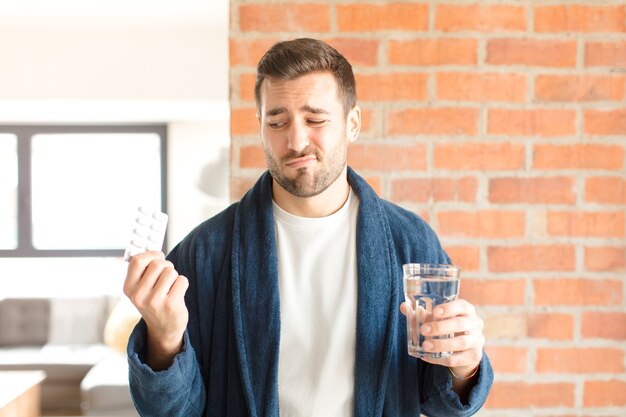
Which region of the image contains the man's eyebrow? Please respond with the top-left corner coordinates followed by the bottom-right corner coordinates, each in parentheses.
top-left (265, 105), bottom-right (330, 117)
top-left (266, 107), bottom-right (287, 117)
top-left (301, 105), bottom-right (330, 114)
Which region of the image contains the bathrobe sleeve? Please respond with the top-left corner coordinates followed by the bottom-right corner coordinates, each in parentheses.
top-left (420, 356), bottom-right (493, 417)
top-left (125, 203), bottom-right (238, 417)
top-left (127, 322), bottom-right (205, 417)
top-left (126, 240), bottom-right (207, 417)
top-left (378, 195), bottom-right (494, 416)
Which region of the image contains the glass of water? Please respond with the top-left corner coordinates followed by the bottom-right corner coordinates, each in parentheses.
top-left (403, 263), bottom-right (461, 359)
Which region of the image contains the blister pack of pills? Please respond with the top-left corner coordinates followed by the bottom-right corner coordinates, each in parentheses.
top-left (124, 206), bottom-right (168, 262)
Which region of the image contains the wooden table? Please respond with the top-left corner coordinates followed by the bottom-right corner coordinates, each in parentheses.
top-left (0, 371), bottom-right (46, 417)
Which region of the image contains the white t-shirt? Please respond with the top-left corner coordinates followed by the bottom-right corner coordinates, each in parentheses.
top-left (273, 189), bottom-right (359, 417)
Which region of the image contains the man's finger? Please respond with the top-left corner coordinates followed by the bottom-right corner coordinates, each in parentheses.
top-left (150, 266), bottom-right (181, 301)
top-left (168, 275), bottom-right (189, 299)
top-left (124, 251), bottom-right (165, 294)
top-left (432, 298), bottom-right (476, 319)
top-left (400, 301), bottom-right (409, 316)
top-left (422, 333), bottom-right (483, 354)
top-left (130, 259), bottom-right (174, 306)
top-left (422, 315), bottom-right (483, 337)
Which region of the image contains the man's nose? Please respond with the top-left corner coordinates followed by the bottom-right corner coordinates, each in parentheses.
top-left (287, 122), bottom-right (310, 153)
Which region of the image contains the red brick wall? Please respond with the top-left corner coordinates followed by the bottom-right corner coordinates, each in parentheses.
top-left (229, 2), bottom-right (626, 415)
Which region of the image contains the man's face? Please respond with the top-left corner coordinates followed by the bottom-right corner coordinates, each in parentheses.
top-left (257, 71), bottom-right (359, 198)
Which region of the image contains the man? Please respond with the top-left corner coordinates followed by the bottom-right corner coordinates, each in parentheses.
top-left (124, 38), bottom-right (493, 417)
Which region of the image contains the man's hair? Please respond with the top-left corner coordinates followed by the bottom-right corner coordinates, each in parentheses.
top-left (254, 38), bottom-right (356, 115)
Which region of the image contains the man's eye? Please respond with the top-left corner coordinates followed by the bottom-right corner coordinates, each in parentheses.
top-left (268, 121), bottom-right (286, 129)
top-left (308, 119), bottom-right (327, 125)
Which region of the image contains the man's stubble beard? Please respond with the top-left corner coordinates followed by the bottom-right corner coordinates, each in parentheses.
top-left (264, 140), bottom-right (348, 198)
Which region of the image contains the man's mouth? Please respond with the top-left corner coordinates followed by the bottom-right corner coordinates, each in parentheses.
top-left (285, 155), bottom-right (317, 169)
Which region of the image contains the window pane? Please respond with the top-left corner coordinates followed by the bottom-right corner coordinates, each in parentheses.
top-left (31, 133), bottom-right (162, 250)
top-left (0, 134), bottom-right (18, 249)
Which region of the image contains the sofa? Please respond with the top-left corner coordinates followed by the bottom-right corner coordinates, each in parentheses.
top-left (0, 296), bottom-right (140, 416)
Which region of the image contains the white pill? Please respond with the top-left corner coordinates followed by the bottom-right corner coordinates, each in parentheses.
top-left (148, 234), bottom-right (162, 243)
top-left (152, 212), bottom-right (168, 222)
top-left (150, 223), bottom-right (166, 233)
top-left (133, 227), bottom-right (149, 237)
top-left (131, 238), bottom-right (147, 248)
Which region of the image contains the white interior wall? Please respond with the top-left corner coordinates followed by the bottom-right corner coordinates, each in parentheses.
top-left (0, 1), bottom-right (230, 296)
top-left (0, 27), bottom-right (224, 101)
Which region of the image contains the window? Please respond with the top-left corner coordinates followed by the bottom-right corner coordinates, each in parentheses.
top-left (0, 125), bottom-right (167, 257)
top-left (0, 134), bottom-right (18, 250)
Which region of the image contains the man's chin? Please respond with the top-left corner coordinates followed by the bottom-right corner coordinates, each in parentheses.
top-left (275, 174), bottom-right (325, 198)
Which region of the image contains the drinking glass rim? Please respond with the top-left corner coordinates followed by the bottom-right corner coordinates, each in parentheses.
top-left (402, 263), bottom-right (461, 276)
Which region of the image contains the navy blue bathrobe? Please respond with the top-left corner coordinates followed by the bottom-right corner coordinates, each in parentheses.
top-left (127, 167), bottom-right (493, 417)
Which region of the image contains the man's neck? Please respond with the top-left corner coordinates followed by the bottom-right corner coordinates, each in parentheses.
top-left (272, 168), bottom-right (350, 218)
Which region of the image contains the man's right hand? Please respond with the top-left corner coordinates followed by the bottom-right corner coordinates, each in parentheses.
top-left (123, 251), bottom-right (190, 371)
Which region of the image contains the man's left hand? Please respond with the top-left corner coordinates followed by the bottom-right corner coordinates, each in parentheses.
top-left (400, 299), bottom-right (485, 378)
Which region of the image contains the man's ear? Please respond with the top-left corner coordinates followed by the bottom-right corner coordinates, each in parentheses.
top-left (347, 105), bottom-right (361, 143)
top-left (256, 111), bottom-right (265, 143)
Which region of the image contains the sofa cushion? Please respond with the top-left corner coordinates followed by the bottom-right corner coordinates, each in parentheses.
top-left (48, 297), bottom-right (114, 345)
top-left (0, 344), bottom-right (115, 382)
top-left (0, 298), bottom-right (50, 346)
top-left (80, 354), bottom-right (138, 416)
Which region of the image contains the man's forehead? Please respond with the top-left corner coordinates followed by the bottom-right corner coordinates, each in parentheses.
top-left (263, 70), bottom-right (336, 87)
top-left (259, 72), bottom-right (341, 113)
